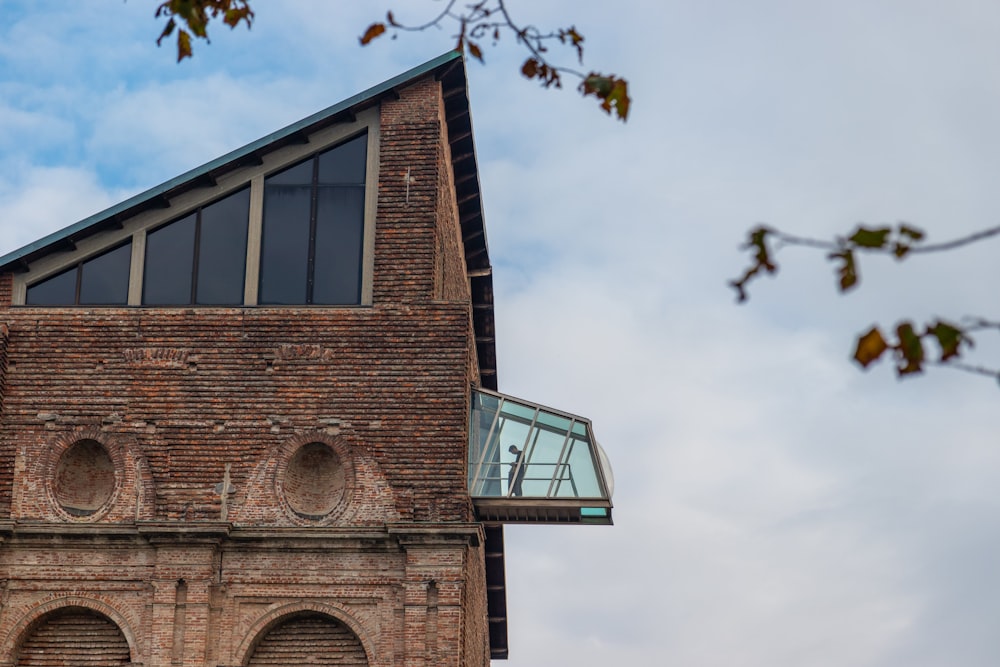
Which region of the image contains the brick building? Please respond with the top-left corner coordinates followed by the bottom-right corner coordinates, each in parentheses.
top-left (0, 53), bottom-right (613, 666)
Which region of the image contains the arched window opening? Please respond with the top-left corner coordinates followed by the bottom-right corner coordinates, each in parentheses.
top-left (16, 607), bottom-right (131, 667)
top-left (245, 612), bottom-right (367, 667)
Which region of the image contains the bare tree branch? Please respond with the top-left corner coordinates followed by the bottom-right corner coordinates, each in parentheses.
top-left (361, 1), bottom-right (631, 120)
top-left (909, 224), bottom-right (1000, 253)
top-left (732, 223), bottom-right (1000, 385)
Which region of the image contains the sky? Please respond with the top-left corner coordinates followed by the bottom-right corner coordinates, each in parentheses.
top-left (2, 1), bottom-right (1000, 665)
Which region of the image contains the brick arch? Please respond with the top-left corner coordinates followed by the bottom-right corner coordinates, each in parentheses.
top-left (272, 431), bottom-right (358, 473)
top-left (236, 601), bottom-right (375, 666)
top-left (2, 597), bottom-right (140, 664)
top-left (39, 426), bottom-right (154, 522)
top-left (229, 429), bottom-right (399, 526)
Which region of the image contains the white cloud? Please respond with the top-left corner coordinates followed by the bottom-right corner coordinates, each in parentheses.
top-left (84, 74), bottom-right (331, 186)
top-left (0, 166), bottom-right (126, 252)
top-left (3, 2), bottom-right (1000, 665)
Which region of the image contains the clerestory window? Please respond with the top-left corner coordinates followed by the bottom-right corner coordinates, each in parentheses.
top-left (18, 121), bottom-right (374, 308)
top-left (143, 187), bottom-right (250, 305)
top-left (259, 132), bottom-right (367, 305)
top-left (26, 241), bottom-right (132, 306)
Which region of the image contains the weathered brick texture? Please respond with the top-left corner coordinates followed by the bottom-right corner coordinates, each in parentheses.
top-left (0, 74), bottom-right (490, 667)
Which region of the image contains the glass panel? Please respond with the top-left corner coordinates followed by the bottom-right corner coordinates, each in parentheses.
top-left (144, 213), bottom-right (195, 305)
top-left (581, 507), bottom-right (608, 517)
top-left (312, 186), bottom-right (364, 304)
top-left (266, 157), bottom-right (313, 186)
top-left (318, 133), bottom-right (367, 185)
top-left (524, 426), bottom-right (572, 497)
top-left (26, 266), bottom-right (77, 305)
top-left (468, 389), bottom-right (611, 502)
top-left (500, 400), bottom-right (536, 424)
top-left (79, 242), bottom-right (131, 305)
top-left (558, 437), bottom-right (603, 498)
top-left (536, 410), bottom-right (572, 433)
top-left (494, 415), bottom-right (532, 496)
top-left (260, 159), bottom-right (313, 304)
top-left (197, 188), bottom-right (249, 304)
top-left (469, 392), bottom-right (503, 495)
top-left (259, 138), bottom-right (367, 306)
top-left (498, 417), bottom-right (536, 497)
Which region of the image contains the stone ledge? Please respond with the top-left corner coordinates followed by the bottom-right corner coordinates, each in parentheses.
top-left (387, 522), bottom-right (483, 547)
top-left (135, 520), bottom-right (231, 544)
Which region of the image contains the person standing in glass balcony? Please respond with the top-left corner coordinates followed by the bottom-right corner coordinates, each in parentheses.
top-left (508, 445), bottom-right (526, 497)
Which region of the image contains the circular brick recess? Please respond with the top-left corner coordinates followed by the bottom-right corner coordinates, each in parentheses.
top-left (284, 442), bottom-right (346, 519)
top-left (53, 439), bottom-right (116, 516)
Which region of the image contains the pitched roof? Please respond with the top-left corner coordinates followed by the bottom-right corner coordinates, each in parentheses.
top-left (0, 52), bottom-right (497, 389)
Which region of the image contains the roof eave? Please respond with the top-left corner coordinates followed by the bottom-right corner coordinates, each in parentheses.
top-left (436, 55), bottom-right (497, 392)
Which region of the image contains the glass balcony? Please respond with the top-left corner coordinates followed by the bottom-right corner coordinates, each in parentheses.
top-left (468, 388), bottom-right (614, 524)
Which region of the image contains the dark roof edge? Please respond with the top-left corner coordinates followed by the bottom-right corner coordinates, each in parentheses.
top-left (0, 51), bottom-right (464, 271)
top-left (435, 57), bottom-right (497, 392)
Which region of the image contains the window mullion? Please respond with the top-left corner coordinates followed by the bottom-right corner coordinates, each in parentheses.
top-left (74, 264), bottom-right (83, 305)
top-left (244, 175), bottom-right (264, 305)
top-left (191, 209), bottom-right (203, 304)
top-left (128, 230), bottom-right (146, 306)
top-left (306, 157), bottom-right (319, 304)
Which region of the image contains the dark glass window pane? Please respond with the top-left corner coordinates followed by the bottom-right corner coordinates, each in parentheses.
top-left (260, 183), bottom-right (311, 304)
top-left (259, 135), bottom-right (368, 305)
top-left (318, 133), bottom-right (367, 185)
top-left (80, 242), bottom-right (131, 305)
top-left (197, 188), bottom-right (249, 304)
top-left (26, 266), bottom-right (77, 305)
top-left (266, 158), bottom-right (313, 186)
top-left (143, 213), bottom-right (196, 305)
top-left (313, 186), bottom-right (364, 304)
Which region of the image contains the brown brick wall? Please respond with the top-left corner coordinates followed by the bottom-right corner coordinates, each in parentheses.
top-left (376, 78), bottom-right (442, 305)
top-left (0, 272), bottom-right (12, 308)
top-left (0, 304), bottom-right (473, 524)
top-left (0, 321), bottom-right (8, 514)
top-left (434, 89), bottom-right (474, 305)
top-left (432, 85), bottom-right (482, 408)
top-left (0, 528), bottom-right (485, 667)
top-left (463, 542), bottom-right (491, 667)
